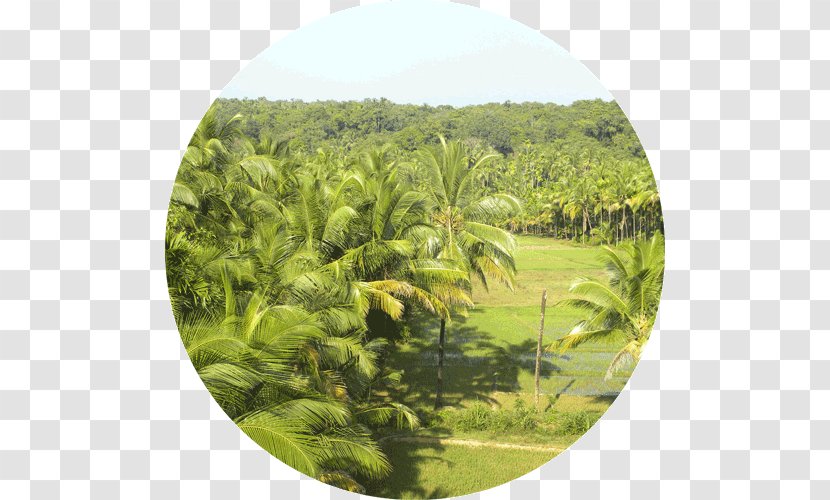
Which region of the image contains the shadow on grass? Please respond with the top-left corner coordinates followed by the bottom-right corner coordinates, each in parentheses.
top-left (546, 378), bottom-right (576, 407)
top-left (587, 394), bottom-right (618, 407)
top-left (364, 439), bottom-right (451, 499)
top-left (363, 434), bottom-right (561, 499)
top-left (382, 309), bottom-right (564, 411)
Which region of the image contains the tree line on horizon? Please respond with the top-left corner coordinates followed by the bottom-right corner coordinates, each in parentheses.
top-left (212, 98), bottom-right (663, 244)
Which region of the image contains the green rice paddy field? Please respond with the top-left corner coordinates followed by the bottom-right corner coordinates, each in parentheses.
top-left (367, 235), bottom-right (632, 498)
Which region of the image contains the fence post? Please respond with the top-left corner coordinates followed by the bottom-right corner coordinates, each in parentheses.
top-left (535, 288), bottom-right (547, 407)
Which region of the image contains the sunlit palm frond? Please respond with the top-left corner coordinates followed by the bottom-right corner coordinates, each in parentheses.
top-left (236, 410), bottom-right (323, 478)
top-left (170, 182), bottom-right (199, 208)
top-left (321, 205), bottom-right (359, 258)
top-left (553, 232), bottom-right (664, 378)
top-left (462, 193), bottom-right (522, 223)
top-left (317, 427), bottom-right (391, 480)
top-left (606, 340), bottom-right (642, 380)
top-left (198, 361), bottom-right (264, 418)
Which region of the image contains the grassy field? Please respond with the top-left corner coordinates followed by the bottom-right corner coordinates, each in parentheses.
top-left (366, 441), bottom-right (558, 499)
top-left (385, 235), bottom-right (631, 410)
top-left (365, 235), bottom-right (632, 498)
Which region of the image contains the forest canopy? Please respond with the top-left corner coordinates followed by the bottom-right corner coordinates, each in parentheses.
top-left (213, 98), bottom-right (645, 158)
top-left (209, 98), bottom-right (661, 243)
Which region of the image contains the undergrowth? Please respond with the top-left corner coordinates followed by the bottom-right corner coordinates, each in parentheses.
top-left (431, 399), bottom-right (602, 436)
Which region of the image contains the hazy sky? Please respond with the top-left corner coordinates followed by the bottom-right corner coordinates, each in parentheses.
top-left (221, 0), bottom-right (612, 106)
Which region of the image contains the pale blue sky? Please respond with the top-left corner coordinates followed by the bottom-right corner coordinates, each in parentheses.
top-left (221, 0), bottom-right (612, 106)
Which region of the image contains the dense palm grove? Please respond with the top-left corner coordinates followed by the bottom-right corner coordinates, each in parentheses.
top-left (167, 99), bottom-right (664, 491)
top-left (214, 98), bottom-right (663, 243)
top-left (167, 105), bottom-right (523, 491)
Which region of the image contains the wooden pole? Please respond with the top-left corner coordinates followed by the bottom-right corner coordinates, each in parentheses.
top-left (535, 289), bottom-right (547, 407)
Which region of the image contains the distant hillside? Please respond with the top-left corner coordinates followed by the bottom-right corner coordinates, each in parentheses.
top-left (212, 98), bottom-right (644, 159)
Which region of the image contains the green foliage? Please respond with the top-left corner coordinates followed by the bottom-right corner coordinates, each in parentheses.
top-left (428, 394), bottom-right (601, 436)
top-left (212, 98), bottom-right (643, 158)
top-left (431, 400), bottom-right (600, 437)
top-left (434, 400), bottom-right (538, 433)
top-left (550, 232), bottom-right (666, 379)
top-left (546, 409), bottom-right (602, 436)
top-left (418, 136), bottom-right (521, 292)
top-left (167, 103), bottom-right (525, 491)
top-left (169, 109), bottom-right (409, 490)
top-left (210, 98), bottom-right (662, 244)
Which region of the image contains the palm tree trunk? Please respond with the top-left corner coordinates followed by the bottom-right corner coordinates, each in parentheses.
top-left (434, 318), bottom-right (446, 410)
top-left (535, 289), bottom-right (547, 407)
top-left (582, 214), bottom-right (587, 243)
top-left (632, 212), bottom-right (637, 243)
top-left (621, 207), bottom-right (628, 239)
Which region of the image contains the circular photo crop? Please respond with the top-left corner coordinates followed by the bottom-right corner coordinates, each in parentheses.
top-left (165, 1), bottom-right (664, 497)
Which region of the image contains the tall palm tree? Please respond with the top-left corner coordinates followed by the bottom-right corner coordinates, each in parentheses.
top-left (415, 137), bottom-right (521, 408)
top-left (343, 147), bottom-right (474, 343)
top-left (549, 232), bottom-right (664, 379)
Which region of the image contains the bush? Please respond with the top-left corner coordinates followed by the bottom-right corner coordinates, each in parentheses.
top-left (432, 401), bottom-right (602, 437)
top-left (455, 402), bottom-right (493, 431)
top-left (547, 410), bottom-right (601, 435)
top-left (434, 400), bottom-right (539, 433)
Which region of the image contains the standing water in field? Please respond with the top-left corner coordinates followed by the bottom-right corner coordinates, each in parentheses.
top-left (165, 1), bottom-right (663, 497)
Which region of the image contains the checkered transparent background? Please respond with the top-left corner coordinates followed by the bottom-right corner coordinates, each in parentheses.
top-left (1, 0), bottom-right (828, 498)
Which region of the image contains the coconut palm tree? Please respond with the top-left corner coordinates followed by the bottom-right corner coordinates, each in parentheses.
top-left (343, 147), bottom-right (475, 344)
top-left (415, 137), bottom-right (521, 408)
top-left (549, 231), bottom-right (664, 380)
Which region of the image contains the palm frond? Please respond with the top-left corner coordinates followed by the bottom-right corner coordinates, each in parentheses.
top-left (550, 326), bottom-right (621, 353)
top-left (353, 402), bottom-right (420, 430)
top-left (317, 427), bottom-right (391, 480)
top-left (236, 410), bottom-right (323, 478)
top-left (605, 341), bottom-right (641, 380)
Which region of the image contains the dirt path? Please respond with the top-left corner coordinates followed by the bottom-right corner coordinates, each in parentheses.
top-left (378, 435), bottom-right (564, 453)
